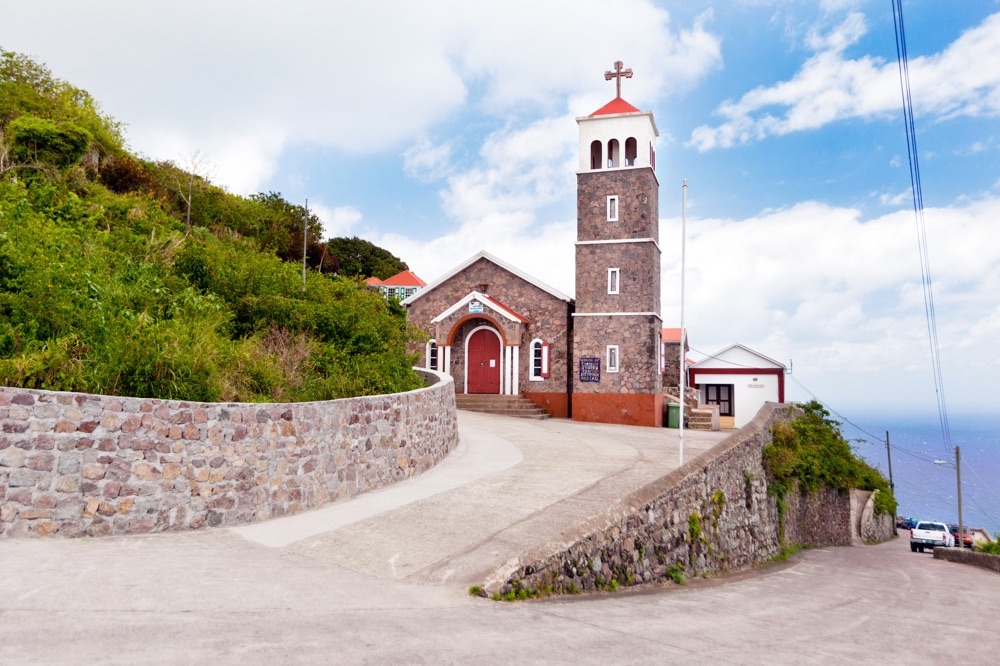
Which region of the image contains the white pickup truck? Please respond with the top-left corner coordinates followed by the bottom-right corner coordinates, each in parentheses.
top-left (910, 521), bottom-right (955, 552)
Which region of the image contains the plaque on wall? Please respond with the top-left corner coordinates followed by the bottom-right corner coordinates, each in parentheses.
top-left (469, 300), bottom-right (484, 314)
top-left (579, 357), bottom-right (601, 382)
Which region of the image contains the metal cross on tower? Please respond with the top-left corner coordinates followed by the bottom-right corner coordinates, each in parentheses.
top-left (604, 60), bottom-right (633, 98)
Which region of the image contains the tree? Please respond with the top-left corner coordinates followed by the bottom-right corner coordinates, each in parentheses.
top-left (7, 115), bottom-right (90, 170)
top-left (326, 236), bottom-right (408, 280)
top-left (0, 48), bottom-right (123, 157)
top-left (169, 151), bottom-right (211, 236)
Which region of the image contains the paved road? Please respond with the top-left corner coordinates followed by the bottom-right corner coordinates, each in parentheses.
top-left (1, 412), bottom-right (998, 664)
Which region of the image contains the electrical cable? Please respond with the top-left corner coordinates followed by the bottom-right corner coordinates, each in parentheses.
top-left (891, 0), bottom-right (953, 463)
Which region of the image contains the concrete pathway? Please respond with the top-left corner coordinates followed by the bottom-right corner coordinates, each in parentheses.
top-left (3, 412), bottom-right (997, 663)
top-left (233, 411), bottom-right (725, 583)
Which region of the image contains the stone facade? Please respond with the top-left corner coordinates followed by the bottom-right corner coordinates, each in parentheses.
top-left (573, 149), bottom-right (662, 427)
top-left (0, 370), bottom-right (458, 538)
top-left (406, 255), bottom-right (574, 417)
top-left (484, 403), bottom-right (893, 596)
top-left (574, 242), bottom-right (660, 314)
top-left (576, 168), bottom-right (659, 242)
top-left (662, 341), bottom-right (682, 391)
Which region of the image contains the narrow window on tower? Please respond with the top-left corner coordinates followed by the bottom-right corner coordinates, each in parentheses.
top-left (625, 137), bottom-right (637, 166)
top-left (607, 267), bottom-right (620, 294)
top-left (607, 195), bottom-right (618, 222)
top-left (607, 345), bottom-right (620, 373)
top-left (590, 140), bottom-right (602, 170)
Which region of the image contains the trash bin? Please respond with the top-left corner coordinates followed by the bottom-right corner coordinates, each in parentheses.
top-left (667, 402), bottom-right (680, 429)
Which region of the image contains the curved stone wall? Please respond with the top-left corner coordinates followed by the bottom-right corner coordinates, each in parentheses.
top-left (0, 369), bottom-right (458, 538)
top-left (486, 403), bottom-right (889, 596)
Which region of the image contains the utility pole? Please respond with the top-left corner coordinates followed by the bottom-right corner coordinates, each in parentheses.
top-left (957, 445), bottom-right (963, 549)
top-left (935, 446), bottom-right (964, 548)
top-left (678, 179), bottom-right (687, 466)
top-left (886, 430), bottom-right (896, 535)
top-left (302, 199), bottom-right (308, 292)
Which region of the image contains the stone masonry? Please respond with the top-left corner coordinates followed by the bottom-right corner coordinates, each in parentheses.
top-left (407, 256), bottom-right (573, 413)
top-left (485, 403), bottom-right (892, 596)
top-left (0, 369), bottom-right (458, 538)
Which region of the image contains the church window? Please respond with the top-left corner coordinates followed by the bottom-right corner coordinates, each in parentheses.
top-left (607, 139), bottom-right (620, 168)
top-left (426, 340), bottom-right (438, 371)
top-left (607, 195), bottom-right (618, 222)
top-left (606, 345), bottom-right (620, 373)
top-left (625, 137), bottom-right (637, 166)
top-left (649, 143), bottom-right (656, 171)
top-left (529, 339), bottom-right (549, 381)
top-left (608, 267), bottom-right (620, 294)
top-left (590, 140), bottom-right (603, 170)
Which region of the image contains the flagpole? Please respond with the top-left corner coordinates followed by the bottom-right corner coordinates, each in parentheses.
top-left (679, 179), bottom-right (687, 466)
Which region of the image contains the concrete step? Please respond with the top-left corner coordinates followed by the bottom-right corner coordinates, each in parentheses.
top-left (455, 394), bottom-right (551, 420)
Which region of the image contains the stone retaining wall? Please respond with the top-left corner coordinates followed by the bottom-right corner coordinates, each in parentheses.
top-left (859, 489), bottom-right (894, 544)
top-left (0, 369), bottom-right (458, 538)
top-left (934, 547), bottom-right (1000, 573)
top-left (486, 403), bottom-right (889, 596)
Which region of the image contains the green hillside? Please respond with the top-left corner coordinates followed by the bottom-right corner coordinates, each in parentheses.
top-left (0, 48), bottom-right (423, 403)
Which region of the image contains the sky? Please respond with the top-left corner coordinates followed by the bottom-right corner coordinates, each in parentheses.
top-left (3, 0), bottom-right (999, 422)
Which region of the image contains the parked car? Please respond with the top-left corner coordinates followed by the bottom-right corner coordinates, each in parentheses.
top-left (910, 521), bottom-right (954, 552)
top-left (948, 524), bottom-right (975, 549)
top-left (896, 516), bottom-right (917, 530)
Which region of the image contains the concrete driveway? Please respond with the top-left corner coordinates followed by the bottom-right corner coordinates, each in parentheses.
top-left (1, 412), bottom-right (997, 663)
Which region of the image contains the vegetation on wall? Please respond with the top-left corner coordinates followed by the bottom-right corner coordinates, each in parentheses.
top-left (764, 400), bottom-right (898, 518)
top-left (0, 47), bottom-right (423, 402)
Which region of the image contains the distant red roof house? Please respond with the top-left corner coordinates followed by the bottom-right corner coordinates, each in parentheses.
top-left (367, 269), bottom-right (426, 301)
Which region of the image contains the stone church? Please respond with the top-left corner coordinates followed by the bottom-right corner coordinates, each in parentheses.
top-left (404, 62), bottom-right (664, 427)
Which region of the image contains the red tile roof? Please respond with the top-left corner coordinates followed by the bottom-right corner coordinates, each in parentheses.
top-left (662, 327), bottom-right (685, 343)
top-left (379, 269), bottom-right (426, 287)
top-left (590, 97), bottom-right (641, 117)
top-left (364, 276), bottom-right (383, 286)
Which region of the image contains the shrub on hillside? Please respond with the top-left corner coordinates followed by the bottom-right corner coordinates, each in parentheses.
top-left (8, 116), bottom-right (91, 170)
top-left (764, 401), bottom-right (897, 515)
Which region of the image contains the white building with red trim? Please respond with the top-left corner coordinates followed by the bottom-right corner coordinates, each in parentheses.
top-left (365, 269), bottom-right (427, 301)
top-left (688, 344), bottom-right (786, 429)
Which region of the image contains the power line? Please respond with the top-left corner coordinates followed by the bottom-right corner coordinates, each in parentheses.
top-left (892, 0), bottom-right (953, 463)
top-left (785, 375), bottom-right (885, 443)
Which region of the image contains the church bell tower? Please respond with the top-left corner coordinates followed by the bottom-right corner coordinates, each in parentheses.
top-left (572, 61), bottom-right (663, 427)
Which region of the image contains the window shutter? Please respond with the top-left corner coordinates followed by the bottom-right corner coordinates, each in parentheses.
top-left (541, 342), bottom-right (550, 378)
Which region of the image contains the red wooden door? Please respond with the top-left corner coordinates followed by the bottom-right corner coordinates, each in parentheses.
top-left (467, 329), bottom-right (501, 394)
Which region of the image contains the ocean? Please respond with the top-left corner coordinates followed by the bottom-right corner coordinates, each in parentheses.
top-left (843, 413), bottom-right (1000, 537)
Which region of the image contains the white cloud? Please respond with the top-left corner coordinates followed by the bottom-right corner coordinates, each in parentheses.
top-left (310, 204), bottom-right (363, 241)
top-left (660, 195), bottom-right (1000, 410)
top-left (688, 11), bottom-right (1000, 151)
top-left (403, 139), bottom-right (453, 182)
top-left (2, 0), bottom-right (722, 194)
top-left (879, 189), bottom-right (910, 206)
top-left (375, 113), bottom-right (581, 294)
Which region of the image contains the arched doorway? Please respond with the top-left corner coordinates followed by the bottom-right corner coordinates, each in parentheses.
top-left (465, 327), bottom-right (501, 394)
